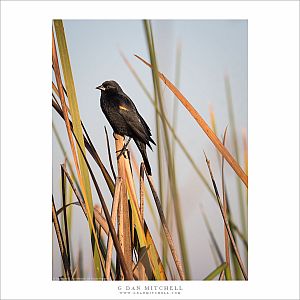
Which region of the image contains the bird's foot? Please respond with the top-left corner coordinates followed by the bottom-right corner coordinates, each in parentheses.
top-left (116, 137), bottom-right (132, 159)
top-left (116, 148), bottom-right (129, 159)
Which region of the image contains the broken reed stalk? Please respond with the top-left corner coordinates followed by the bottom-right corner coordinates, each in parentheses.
top-left (204, 153), bottom-right (248, 280)
top-left (105, 177), bottom-right (122, 279)
top-left (135, 54), bottom-right (248, 188)
top-left (114, 134), bottom-right (133, 279)
top-left (52, 197), bottom-right (72, 280)
top-left (145, 170), bottom-right (185, 280)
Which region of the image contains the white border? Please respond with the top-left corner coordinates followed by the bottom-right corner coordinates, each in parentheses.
top-left (1, 1), bottom-right (299, 299)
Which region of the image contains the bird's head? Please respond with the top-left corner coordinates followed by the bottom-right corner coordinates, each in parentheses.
top-left (96, 80), bottom-right (122, 94)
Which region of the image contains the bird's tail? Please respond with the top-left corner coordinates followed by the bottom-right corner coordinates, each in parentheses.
top-left (134, 139), bottom-right (152, 175)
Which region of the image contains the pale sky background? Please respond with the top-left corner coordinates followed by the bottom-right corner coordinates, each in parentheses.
top-left (52, 20), bottom-right (247, 280)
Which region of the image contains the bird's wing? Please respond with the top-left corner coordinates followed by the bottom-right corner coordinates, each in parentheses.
top-left (117, 95), bottom-right (151, 145)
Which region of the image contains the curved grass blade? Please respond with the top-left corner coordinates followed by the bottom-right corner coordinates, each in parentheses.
top-left (135, 54), bottom-right (248, 188)
top-left (204, 262), bottom-right (226, 280)
top-left (221, 126), bottom-right (232, 279)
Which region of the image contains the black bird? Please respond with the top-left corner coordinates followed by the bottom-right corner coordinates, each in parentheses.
top-left (96, 80), bottom-right (155, 175)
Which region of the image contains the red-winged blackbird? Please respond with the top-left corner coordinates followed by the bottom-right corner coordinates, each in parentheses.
top-left (96, 80), bottom-right (155, 175)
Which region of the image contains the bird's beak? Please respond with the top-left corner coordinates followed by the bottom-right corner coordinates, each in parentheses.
top-left (96, 85), bottom-right (105, 91)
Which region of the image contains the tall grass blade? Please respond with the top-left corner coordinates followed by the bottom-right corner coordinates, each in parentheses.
top-left (53, 21), bottom-right (102, 278)
top-left (144, 20), bottom-right (190, 279)
top-left (143, 21), bottom-right (165, 271)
